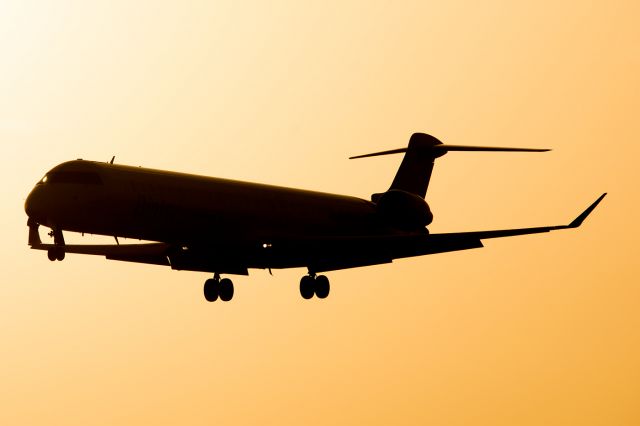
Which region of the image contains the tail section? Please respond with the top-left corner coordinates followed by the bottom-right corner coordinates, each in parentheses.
top-left (389, 133), bottom-right (443, 198)
top-left (351, 133), bottom-right (549, 199)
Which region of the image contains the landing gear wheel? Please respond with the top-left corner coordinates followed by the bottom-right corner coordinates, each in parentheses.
top-left (55, 249), bottom-right (65, 261)
top-left (47, 247), bottom-right (65, 261)
top-left (300, 275), bottom-right (315, 299)
top-left (203, 278), bottom-right (219, 302)
top-left (219, 278), bottom-right (234, 302)
top-left (315, 275), bottom-right (330, 299)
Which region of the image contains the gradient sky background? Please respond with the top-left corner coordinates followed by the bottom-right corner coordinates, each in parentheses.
top-left (1, 1), bottom-right (638, 425)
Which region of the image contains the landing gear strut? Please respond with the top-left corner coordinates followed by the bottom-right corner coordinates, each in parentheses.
top-left (204, 273), bottom-right (234, 302)
top-left (299, 273), bottom-right (330, 299)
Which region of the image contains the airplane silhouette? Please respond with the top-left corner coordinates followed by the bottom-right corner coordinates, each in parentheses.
top-left (25, 133), bottom-right (606, 302)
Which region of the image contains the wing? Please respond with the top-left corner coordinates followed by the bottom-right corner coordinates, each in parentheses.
top-left (429, 193), bottom-right (606, 241)
top-left (31, 242), bottom-right (172, 266)
top-left (30, 241), bottom-right (249, 275)
top-left (306, 193), bottom-right (606, 272)
top-left (29, 194), bottom-right (605, 275)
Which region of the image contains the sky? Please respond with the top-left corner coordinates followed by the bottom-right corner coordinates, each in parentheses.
top-left (1, 1), bottom-right (639, 425)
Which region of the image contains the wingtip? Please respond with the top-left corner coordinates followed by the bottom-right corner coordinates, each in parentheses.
top-left (568, 193), bottom-right (607, 228)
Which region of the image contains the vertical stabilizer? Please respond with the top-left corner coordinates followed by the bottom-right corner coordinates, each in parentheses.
top-left (389, 133), bottom-right (444, 198)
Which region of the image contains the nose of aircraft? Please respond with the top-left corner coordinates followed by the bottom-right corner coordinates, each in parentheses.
top-left (25, 187), bottom-right (42, 220)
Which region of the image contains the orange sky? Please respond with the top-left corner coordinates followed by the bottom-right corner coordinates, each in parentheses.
top-left (1, 1), bottom-right (639, 425)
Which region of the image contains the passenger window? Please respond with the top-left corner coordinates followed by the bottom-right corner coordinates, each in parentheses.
top-left (46, 171), bottom-right (103, 185)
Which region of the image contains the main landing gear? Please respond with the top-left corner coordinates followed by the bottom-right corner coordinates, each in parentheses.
top-left (203, 273), bottom-right (234, 302)
top-left (203, 273), bottom-right (330, 302)
top-left (299, 274), bottom-right (330, 300)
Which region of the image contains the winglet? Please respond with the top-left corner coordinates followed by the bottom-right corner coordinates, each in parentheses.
top-left (568, 193), bottom-right (607, 228)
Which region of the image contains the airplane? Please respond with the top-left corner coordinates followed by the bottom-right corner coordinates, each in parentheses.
top-left (24, 133), bottom-right (606, 302)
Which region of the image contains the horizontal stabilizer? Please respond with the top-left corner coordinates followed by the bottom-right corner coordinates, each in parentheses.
top-left (350, 144), bottom-right (549, 159)
top-left (350, 133), bottom-right (550, 199)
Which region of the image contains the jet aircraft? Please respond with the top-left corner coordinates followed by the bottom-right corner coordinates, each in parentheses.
top-left (24, 133), bottom-right (606, 302)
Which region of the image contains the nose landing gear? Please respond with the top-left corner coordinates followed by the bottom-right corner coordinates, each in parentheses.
top-left (45, 227), bottom-right (66, 262)
top-left (299, 273), bottom-right (330, 300)
top-left (204, 273), bottom-right (234, 302)
top-left (47, 246), bottom-right (65, 261)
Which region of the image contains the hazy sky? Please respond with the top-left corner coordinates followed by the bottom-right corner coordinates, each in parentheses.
top-left (2, 1), bottom-right (639, 425)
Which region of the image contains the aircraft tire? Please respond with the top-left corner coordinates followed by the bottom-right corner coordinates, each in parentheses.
top-left (315, 275), bottom-right (330, 299)
top-left (204, 278), bottom-right (219, 302)
top-left (300, 275), bottom-right (315, 299)
top-left (55, 248), bottom-right (65, 261)
top-left (47, 248), bottom-right (56, 261)
top-left (219, 278), bottom-right (234, 302)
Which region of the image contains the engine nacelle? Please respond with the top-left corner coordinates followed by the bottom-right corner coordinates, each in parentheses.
top-left (374, 189), bottom-right (433, 230)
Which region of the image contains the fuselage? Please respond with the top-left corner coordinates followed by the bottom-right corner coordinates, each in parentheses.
top-left (25, 160), bottom-right (385, 246)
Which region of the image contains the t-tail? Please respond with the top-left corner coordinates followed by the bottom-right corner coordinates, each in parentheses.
top-left (350, 133), bottom-right (550, 230)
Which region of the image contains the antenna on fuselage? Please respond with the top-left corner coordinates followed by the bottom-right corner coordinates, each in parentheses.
top-left (110, 156), bottom-right (115, 164)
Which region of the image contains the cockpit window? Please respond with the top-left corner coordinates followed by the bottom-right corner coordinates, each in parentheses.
top-left (40, 171), bottom-right (103, 185)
